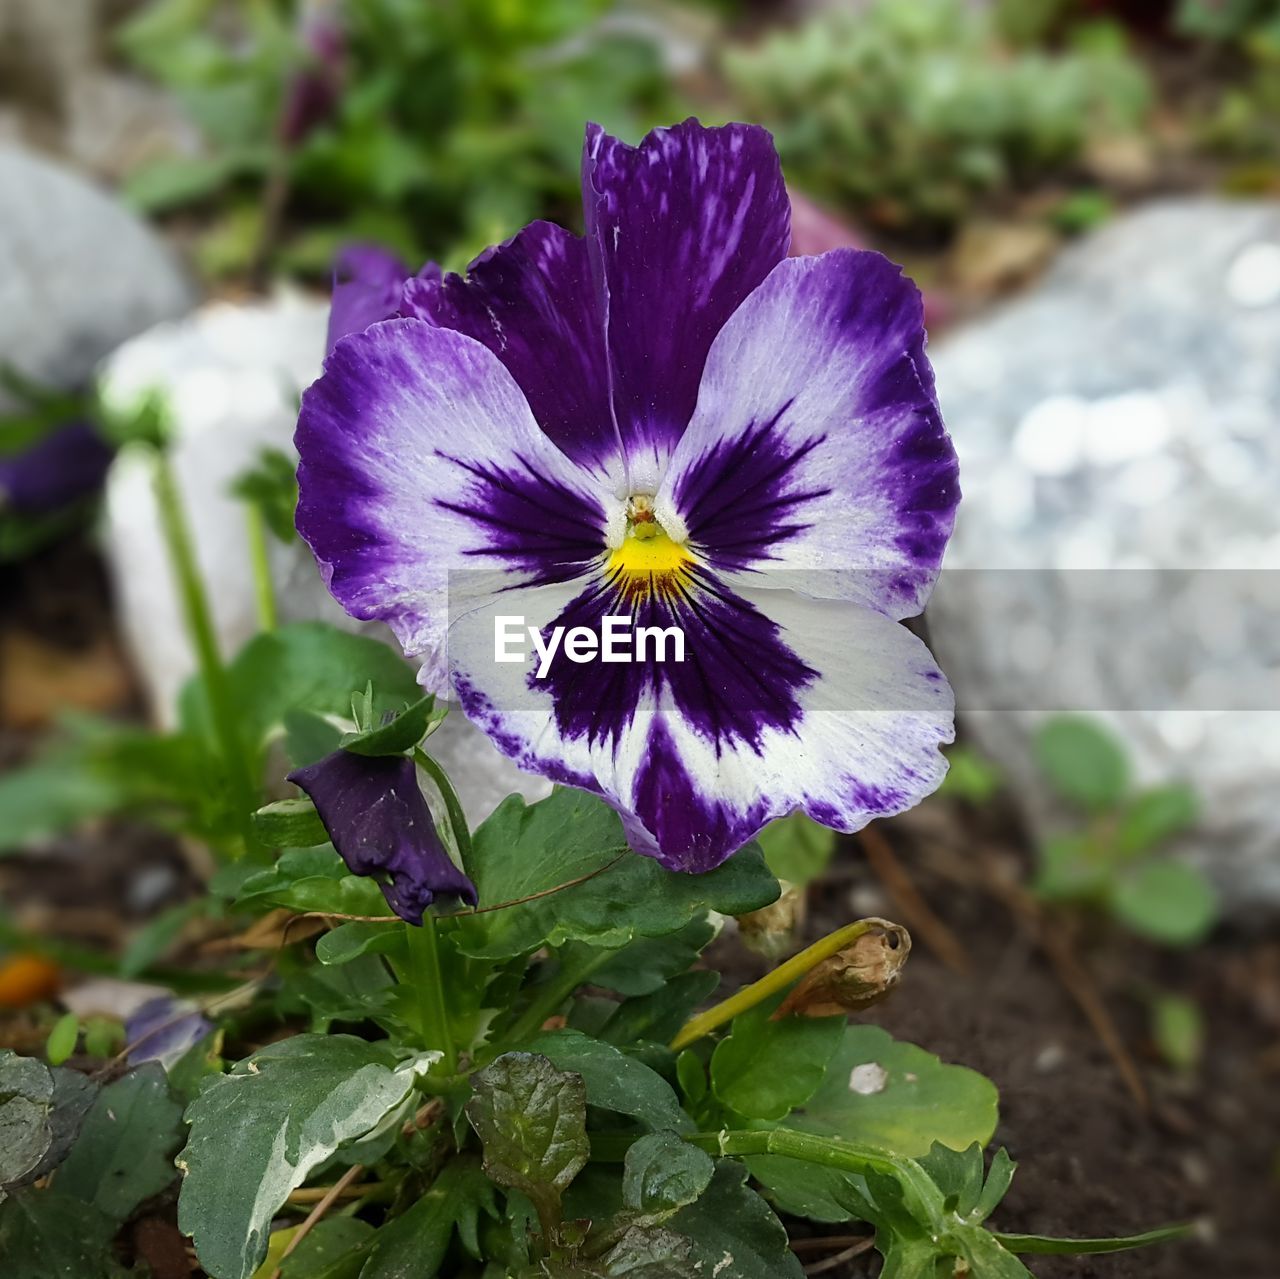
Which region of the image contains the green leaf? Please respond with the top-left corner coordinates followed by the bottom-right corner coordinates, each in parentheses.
top-left (359, 1156), bottom-right (495, 1278)
top-left (33, 1068), bottom-right (100, 1181)
top-left (122, 153), bottom-right (240, 213)
top-left (1109, 858), bottom-right (1218, 945)
top-left (741, 1155), bottom-right (862, 1224)
top-left (0, 1188), bottom-right (126, 1279)
top-left (457, 790), bottom-right (779, 959)
top-left (1033, 716), bottom-right (1129, 811)
top-left (993, 1223), bottom-right (1192, 1255)
top-left (791, 1025), bottom-right (999, 1157)
top-left (0, 755), bottom-right (121, 853)
top-left (938, 746), bottom-right (1003, 804)
top-left (1116, 784), bottom-right (1198, 857)
top-left (600, 971), bottom-right (720, 1048)
top-left (252, 797), bottom-right (330, 849)
top-left (1034, 833), bottom-right (1111, 901)
top-left (236, 847), bottom-right (388, 918)
top-left (177, 1036), bottom-right (436, 1279)
top-left (525, 1031), bottom-right (690, 1133)
top-left (755, 813), bottom-right (836, 885)
top-left (45, 1015), bottom-right (79, 1067)
top-left (341, 696), bottom-right (441, 757)
top-left (622, 1132), bottom-right (714, 1216)
top-left (1150, 994), bottom-right (1204, 1072)
top-left (599, 1225), bottom-right (693, 1276)
top-left (276, 1218), bottom-right (373, 1278)
top-left (0, 1052), bottom-right (54, 1190)
top-left (669, 1162), bottom-right (803, 1279)
top-left (57, 1064), bottom-right (183, 1222)
top-left (121, 900), bottom-right (204, 978)
top-left (315, 921), bottom-right (402, 966)
top-left (710, 995), bottom-right (844, 1121)
top-left (589, 919), bottom-right (715, 997)
top-left (465, 1052), bottom-right (589, 1236)
top-left (181, 622), bottom-right (419, 762)
top-left (284, 709), bottom-right (345, 770)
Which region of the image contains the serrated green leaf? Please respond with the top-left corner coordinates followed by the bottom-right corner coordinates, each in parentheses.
top-left (1116, 784), bottom-right (1198, 856)
top-left (455, 790), bottom-right (779, 960)
top-left (466, 1052), bottom-right (588, 1237)
top-left (791, 1025), bottom-right (999, 1157)
top-left (525, 1032), bottom-right (690, 1133)
top-left (622, 1132), bottom-right (713, 1216)
top-left (710, 995), bottom-right (844, 1122)
top-left (669, 1162), bottom-right (803, 1279)
top-left (0, 1052), bottom-right (54, 1190)
top-left (359, 1156), bottom-right (495, 1278)
top-left (1034, 716), bottom-right (1129, 811)
top-left (178, 1036), bottom-right (435, 1279)
top-left (57, 1064), bottom-right (183, 1222)
top-left (1109, 858), bottom-right (1217, 945)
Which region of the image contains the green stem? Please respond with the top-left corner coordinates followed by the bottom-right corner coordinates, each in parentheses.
top-left (152, 451), bottom-right (261, 860)
top-left (414, 747), bottom-right (473, 870)
top-left (669, 917), bottom-right (892, 1051)
top-left (405, 917), bottom-right (457, 1073)
top-left (245, 503), bottom-right (277, 632)
top-left (993, 1226), bottom-right (1193, 1256)
top-left (503, 948), bottom-right (615, 1047)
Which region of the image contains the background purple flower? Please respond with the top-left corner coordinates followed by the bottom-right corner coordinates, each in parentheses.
top-left (0, 421), bottom-right (113, 517)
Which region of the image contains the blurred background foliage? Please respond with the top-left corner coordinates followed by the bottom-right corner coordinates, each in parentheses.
top-left (103, 0), bottom-right (1280, 281)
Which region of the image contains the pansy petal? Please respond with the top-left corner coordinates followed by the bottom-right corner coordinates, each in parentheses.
top-left (326, 244), bottom-right (415, 352)
top-left (583, 119), bottom-right (791, 486)
top-left (446, 573), bottom-right (952, 872)
top-left (655, 250), bottom-right (958, 620)
top-left (289, 749), bottom-right (477, 923)
top-left (295, 318), bottom-right (610, 688)
top-left (401, 221), bottom-right (618, 479)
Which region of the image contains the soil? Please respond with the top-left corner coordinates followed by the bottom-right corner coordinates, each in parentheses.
top-left (2, 539), bottom-right (1274, 1278)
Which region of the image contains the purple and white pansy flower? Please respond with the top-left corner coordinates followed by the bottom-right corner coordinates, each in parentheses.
top-left (295, 118), bottom-right (959, 875)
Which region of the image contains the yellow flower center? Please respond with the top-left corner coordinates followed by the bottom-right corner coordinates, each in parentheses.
top-left (605, 496), bottom-right (695, 602)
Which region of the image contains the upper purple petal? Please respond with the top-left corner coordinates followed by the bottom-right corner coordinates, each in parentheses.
top-left (401, 222), bottom-right (617, 476)
top-left (582, 118), bottom-right (791, 482)
top-left (289, 749), bottom-right (476, 923)
top-left (326, 244), bottom-right (416, 353)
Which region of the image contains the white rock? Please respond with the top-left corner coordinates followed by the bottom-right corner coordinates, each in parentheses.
top-left (0, 145), bottom-right (193, 407)
top-left (99, 294), bottom-right (551, 825)
top-left (927, 199), bottom-right (1280, 912)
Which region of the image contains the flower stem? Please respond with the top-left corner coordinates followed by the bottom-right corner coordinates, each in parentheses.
top-left (152, 450), bottom-right (261, 860)
top-left (502, 947), bottom-right (614, 1047)
top-left (669, 917), bottom-right (891, 1051)
top-left (405, 915), bottom-right (456, 1074)
top-left (414, 747), bottom-right (473, 871)
top-left (245, 502), bottom-right (278, 632)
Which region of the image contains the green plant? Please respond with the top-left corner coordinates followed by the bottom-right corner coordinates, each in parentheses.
top-left (1032, 716), bottom-right (1218, 945)
top-left (116, 0), bottom-right (677, 277)
top-left (723, 0), bottom-right (1150, 234)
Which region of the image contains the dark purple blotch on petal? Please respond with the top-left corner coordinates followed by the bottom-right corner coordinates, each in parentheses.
top-left (536, 566), bottom-right (816, 754)
top-left (0, 421), bottom-right (113, 516)
top-left (402, 222), bottom-right (617, 473)
top-left (288, 749), bottom-right (477, 924)
top-left (125, 995), bottom-right (212, 1070)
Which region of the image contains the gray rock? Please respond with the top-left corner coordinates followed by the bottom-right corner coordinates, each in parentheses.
top-left (0, 146), bottom-right (193, 405)
top-left (927, 198), bottom-right (1280, 913)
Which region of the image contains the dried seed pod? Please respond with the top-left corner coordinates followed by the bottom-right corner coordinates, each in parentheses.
top-left (771, 919), bottom-right (910, 1020)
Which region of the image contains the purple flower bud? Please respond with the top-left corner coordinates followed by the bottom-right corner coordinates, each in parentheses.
top-left (279, 8), bottom-right (348, 146)
top-left (0, 421), bottom-right (113, 516)
top-left (288, 749), bottom-right (477, 924)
